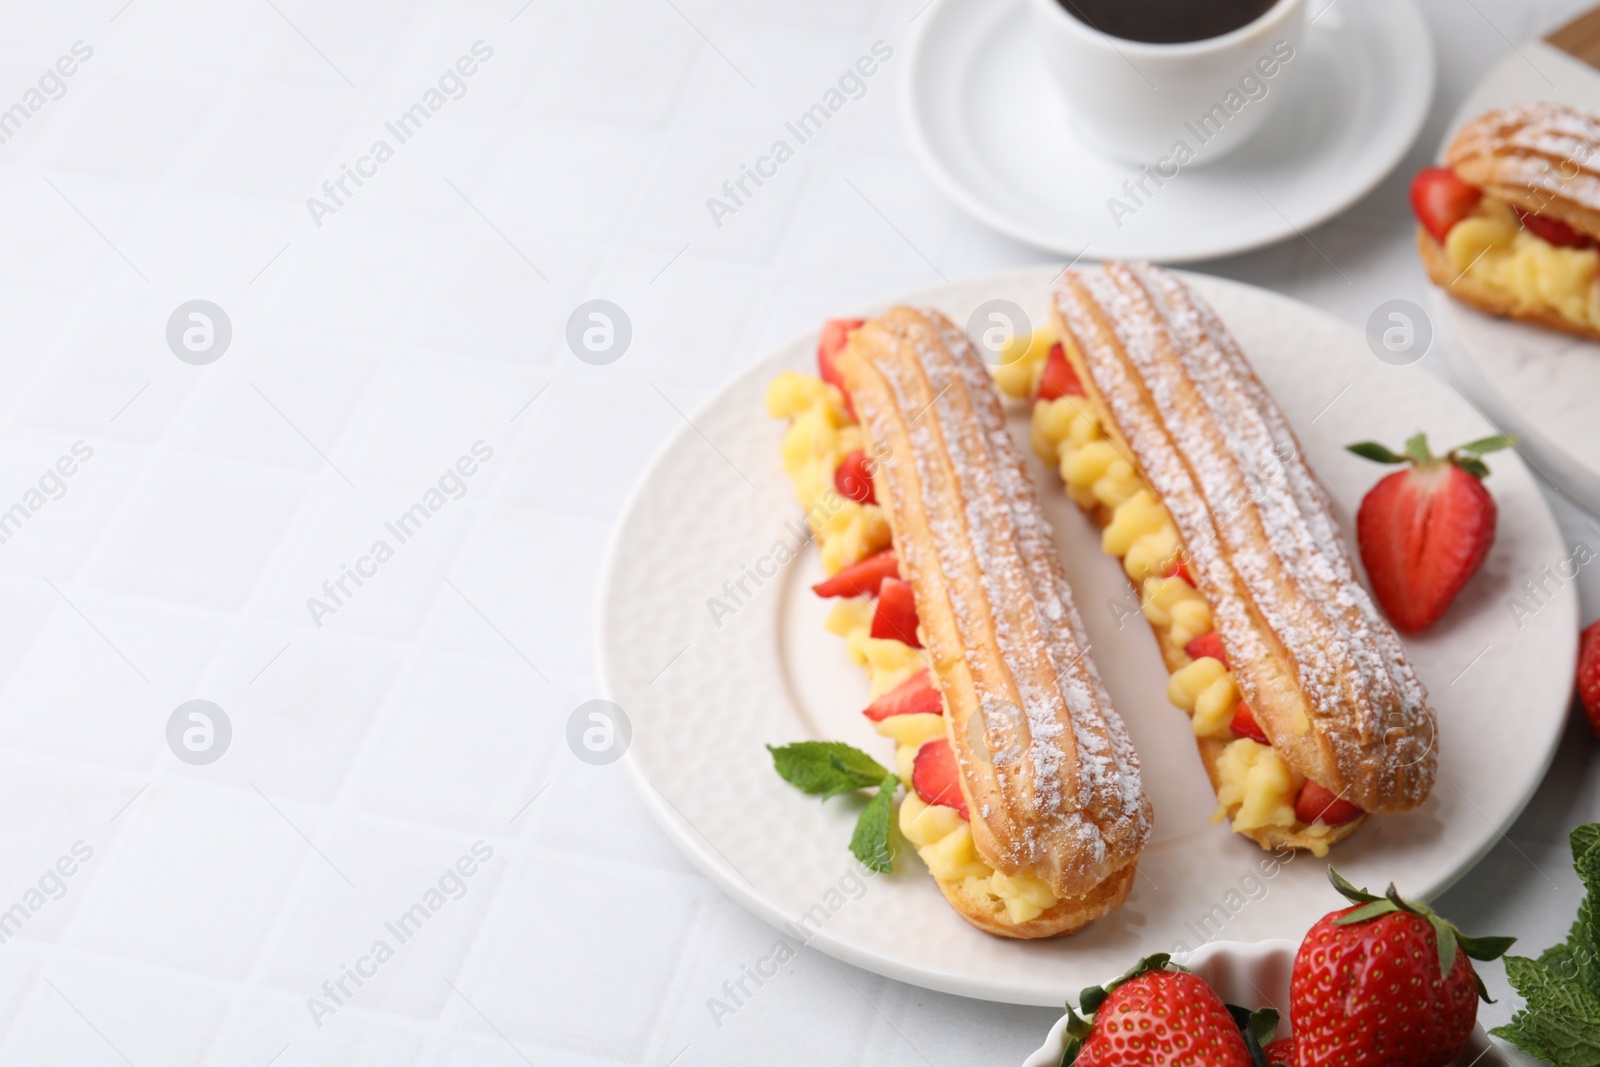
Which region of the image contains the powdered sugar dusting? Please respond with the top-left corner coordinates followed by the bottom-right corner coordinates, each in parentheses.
top-left (1448, 103), bottom-right (1600, 222)
top-left (1052, 264), bottom-right (1437, 812)
top-left (841, 308), bottom-right (1150, 897)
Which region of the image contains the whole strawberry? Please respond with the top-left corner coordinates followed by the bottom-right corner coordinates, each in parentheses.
top-left (1063, 956), bottom-right (1252, 1066)
top-left (1292, 869), bottom-right (1513, 1067)
top-left (1578, 620), bottom-right (1600, 737)
top-left (1347, 433), bottom-right (1514, 632)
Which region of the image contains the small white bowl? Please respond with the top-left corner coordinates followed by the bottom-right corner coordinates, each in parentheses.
top-left (1021, 939), bottom-right (1528, 1067)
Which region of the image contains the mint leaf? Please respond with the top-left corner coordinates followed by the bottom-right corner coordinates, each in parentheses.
top-left (1574, 843), bottom-right (1600, 998)
top-left (769, 741), bottom-right (889, 800)
top-left (1346, 441), bottom-right (1406, 465)
top-left (1574, 823), bottom-right (1600, 867)
top-left (1493, 955), bottom-right (1600, 1066)
top-left (849, 773), bottom-right (898, 873)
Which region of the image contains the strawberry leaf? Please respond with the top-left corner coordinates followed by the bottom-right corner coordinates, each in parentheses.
top-left (848, 773), bottom-right (899, 873)
top-left (1245, 1007), bottom-right (1280, 1046)
top-left (1346, 441), bottom-right (1407, 464)
top-left (1334, 899), bottom-right (1399, 925)
top-left (1431, 914), bottom-right (1461, 983)
top-left (1453, 456), bottom-right (1491, 479)
top-left (1457, 932), bottom-right (1517, 961)
top-left (1243, 1029), bottom-right (1269, 1067)
top-left (1404, 432), bottom-right (1433, 463)
top-left (1458, 433), bottom-right (1518, 455)
top-left (1058, 1002), bottom-right (1092, 1066)
top-left (1327, 866), bottom-right (1383, 904)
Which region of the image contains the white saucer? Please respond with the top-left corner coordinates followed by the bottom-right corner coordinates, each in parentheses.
top-left (596, 267), bottom-right (1575, 1006)
top-left (901, 0), bottom-right (1434, 262)
top-left (1429, 39), bottom-right (1600, 516)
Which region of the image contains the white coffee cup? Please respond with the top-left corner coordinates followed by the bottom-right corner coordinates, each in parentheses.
top-left (1026, 0), bottom-right (1308, 166)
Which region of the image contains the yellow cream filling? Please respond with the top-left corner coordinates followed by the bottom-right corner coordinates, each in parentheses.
top-left (1014, 336), bottom-right (1304, 841)
top-left (777, 370), bottom-right (1058, 924)
top-left (1209, 739), bottom-right (1324, 855)
top-left (766, 371), bottom-right (892, 574)
top-left (1444, 198), bottom-right (1600, 329)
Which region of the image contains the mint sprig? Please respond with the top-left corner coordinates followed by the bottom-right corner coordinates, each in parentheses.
top-left (768, 741), bottom-right (899, 873)
top-left (1494, 822), bottom-right (1600, 1064)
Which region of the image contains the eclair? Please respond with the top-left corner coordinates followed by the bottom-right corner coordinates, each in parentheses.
top-left (1414, 102), bottom-right (1600, 339)
top-left (767, 308), bottom-right (1150, 938)
top-left (998, 262), bottom-right (1437, 857)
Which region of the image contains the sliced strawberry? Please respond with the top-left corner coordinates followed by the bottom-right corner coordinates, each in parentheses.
top-left (1516, 206), bottom-right (1594, 248)
top-left (1230, 701), bottom-right (1269, 744)
top-left (1184, 631), bottom-right (1228, 668)
top-left (911, 737), bottom-right (968, 819)
top-left (817, 318), bottom-right (865, 416)
top-left (1161, 555), bottom-right (1195, 585)
top-left (1035, 342), bottom-right (1084, 402)
top-left (863, 670), bottom-right (943, 721)
top-left (1295, 780), bottom-right (1363, 827)
top-left (1579, 620), bottom-right (1600, 738)
top-left (811, 549), bottom-right (899, 598)
top-left (834, 449), bottom-right (876, 504)
top-left (1349, 433), bottom-right (1511, 632)
top-left (871, 577), bottom-right (923, 647)
top-left (1410, 166), bottom-right (1482, 244)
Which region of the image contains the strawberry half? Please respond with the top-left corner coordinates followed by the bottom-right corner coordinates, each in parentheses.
top-left (1230, 701), bottom-right (1269, 745)
top-left (811, 549), bottom-right (898, 598)
top-left (1516, 205), bottom-right (1594, 248)
top-left (817, 318), bottom-right (864, 416)
top-left (1294, 780), bottom-right (1362, 827)
top-left (871, 576), bottom-right (922, 647)
top-left (863, 670), bottom-right (943, 721)
top-left (1347, 432), bottom-right (1515, 632)
top-left (1036, 342), bottom-right (1085, 402)
top-left (1579, 620), bottom-right (1600, 738)
top-left (1410, 166), bottom-right (1482, 244)
top-left (1184, 631), bottom-right (1228, 668)
top-left (911, 737), bottom-right (967, 819)
top-left (1066, 960), bottom-right (1253, 1067)
top-left (834, 449), bottom-right (876, 504)
top-left (1291, 870), bottom-right (1513, 1067)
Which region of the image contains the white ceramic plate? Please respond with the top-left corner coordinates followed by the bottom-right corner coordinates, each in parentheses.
top-left (1020, 940), bottom-right (1529, 1066)
top-left (596, 267), bottom-right (1576, 1006)
top-left (900, 0), bottom-right (1433, 262)
top-left (1428, 39), bottom-right (1600, 516)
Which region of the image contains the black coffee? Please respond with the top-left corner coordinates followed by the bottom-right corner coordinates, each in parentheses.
top-left (1057, 0), bottom-right (1279, 44)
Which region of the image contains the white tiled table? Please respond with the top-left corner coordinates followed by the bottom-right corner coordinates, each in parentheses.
top-left (0, 0), bottom-right (1595, 1063)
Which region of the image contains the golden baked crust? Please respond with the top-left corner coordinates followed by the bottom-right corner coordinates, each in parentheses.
top-left (1050, 263), bottom-right (1438, 819)
top-left (933, 862), bottom-right (1137, 939)
top-left (838, 306), bottom-right (1151, 938)
top-left (1417, 224), bottom-right (1600, 340)
top-left (1447, 102), bottom-right (1600, 241)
